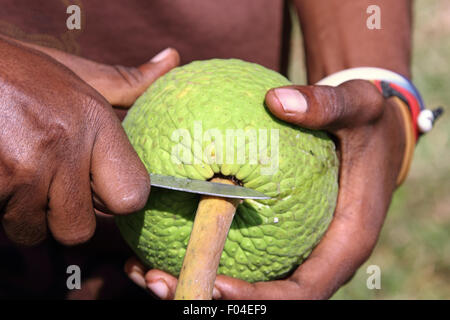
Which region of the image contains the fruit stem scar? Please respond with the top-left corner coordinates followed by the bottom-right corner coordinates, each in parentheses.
top-left (174, 177), bottom-right (241, 300)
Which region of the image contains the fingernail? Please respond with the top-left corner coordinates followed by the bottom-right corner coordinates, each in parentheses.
top-left (150, 48), bottom-right (172, 63)
top-left (128, 271), bottom-right (146, 289)
top-left (213, 286), bottom-right (222, 300)
top-left (274, 88), bottom-right (308, 113)
top-left (147, 280), bottom-right (168, 299)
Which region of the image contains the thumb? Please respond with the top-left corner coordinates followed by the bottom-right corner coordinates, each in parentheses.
top-left (265, 80), bottom-right (384, 131)
top-left (6, 36), bottom-right (180, 107)
top-left (88, 47), bottom-right (180, 107)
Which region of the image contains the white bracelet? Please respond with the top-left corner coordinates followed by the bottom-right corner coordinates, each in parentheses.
top-left (316, 67), bottom-right (443, 134)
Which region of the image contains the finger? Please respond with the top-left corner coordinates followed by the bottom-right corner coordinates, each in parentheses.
top-left (214, 149), bottom-right (385, 300)
top-left (285, 207), bottom-right (383, 300)
top-left (124, 258), bottom-right (178, 299)
top-left (103, 47), bottom-right (179, 116)
top-left (265, 80), bottom-right (384, 131)
top-left (214, 275), bottom-right (303, 300)
top-left (219, 105), bottom-right (402, 299)
top-left (90, 108), bottom-right (150, 215)
top-left (90, 47), bottom-right (180, 107)
top-left (47, 160), bottom-right (96, 245)
top-left (284, 115), bottom-right (401, 299)
top-left (145, 269), bottom-right (178, 300)
top-left (126, 260), bottom-right (225, 300)
top-left (1, 184), bottom-right (47, 246)
top-left (124, 257), bottom-right (147, 289)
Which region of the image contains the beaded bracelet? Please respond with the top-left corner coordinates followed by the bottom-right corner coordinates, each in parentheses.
top-left (316, 67), bottom-right (443, 185)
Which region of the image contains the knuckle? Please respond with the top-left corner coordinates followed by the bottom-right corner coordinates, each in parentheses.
top-left (83, 94), bottom-right (108, 116)
top-left (13, 125), bottom-right (72, 183)
top-left (315, 86), bottom-right (345, 128)
top-left (357, 80), bottom-right (385, 121)
top-left (112, 65), bottom-right (144, 89)
top-left (43, 116), bottom-right (72, 147)
top-left (343, 80), bottom-right (385, 122)
top-left (367, 92), bottom-right (385, 121)
top-left (329, 89), bottom-right (346, 123)
top-left (82, 95), bottom-right (116, 132)
top-left (2, 214), bottom-right (47, 246)
top-left (51, 219), bottom-right (96, 246)
top-left (13, 151), bottom-right (41, 183)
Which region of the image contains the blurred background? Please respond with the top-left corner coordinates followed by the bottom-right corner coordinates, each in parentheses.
top-left (288, 0), bottom-right (450, 299)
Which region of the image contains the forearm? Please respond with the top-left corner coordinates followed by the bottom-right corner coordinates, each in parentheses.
top-left (294, 0), bottom-right (412, 83)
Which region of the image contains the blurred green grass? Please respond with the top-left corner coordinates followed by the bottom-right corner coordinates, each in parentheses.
top-left (288, 0), bottom-right (450, 299)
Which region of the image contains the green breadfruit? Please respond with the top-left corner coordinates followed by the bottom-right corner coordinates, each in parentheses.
top-left (116, 59), bottom-right (339, 283)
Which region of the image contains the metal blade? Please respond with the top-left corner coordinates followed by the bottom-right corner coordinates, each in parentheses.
top-left (149, 173), bottom-right (270, 200)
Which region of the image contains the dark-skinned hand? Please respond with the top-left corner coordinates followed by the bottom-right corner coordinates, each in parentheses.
top-left (0, 36), bottom-right (179, 246)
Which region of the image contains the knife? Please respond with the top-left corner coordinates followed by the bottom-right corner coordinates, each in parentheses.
top-left (149, 173), bottom-right (270, 200)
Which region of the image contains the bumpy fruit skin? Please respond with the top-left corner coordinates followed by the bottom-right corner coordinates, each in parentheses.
top-left (116, 59), bottom-right (339, 282)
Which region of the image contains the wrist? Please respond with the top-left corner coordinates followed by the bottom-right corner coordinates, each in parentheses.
top-left (306, 59), bottom-right (411, 85)
top-left (316, 67), bottom-right (443, 185)
top-left (317, 67), bottom-right (442, 139)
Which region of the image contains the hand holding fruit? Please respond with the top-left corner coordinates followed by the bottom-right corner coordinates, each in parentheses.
top-left (211, 80), bottom-right (406, 299)
top-left (0, 36), bottom-right (179, 245)
top-left (125, 78), bottom-right (406, 299)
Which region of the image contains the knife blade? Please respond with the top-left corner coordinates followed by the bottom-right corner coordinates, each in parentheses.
top-left (149, 173), bottom-right (270, 200)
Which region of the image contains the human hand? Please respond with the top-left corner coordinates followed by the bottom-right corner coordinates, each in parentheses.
top-left (0, 35), bottom-right (180, 119)
top-left (0, 37), bottom-right (179, 246)
top-left (125, 80), bottom-right (406, 299)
